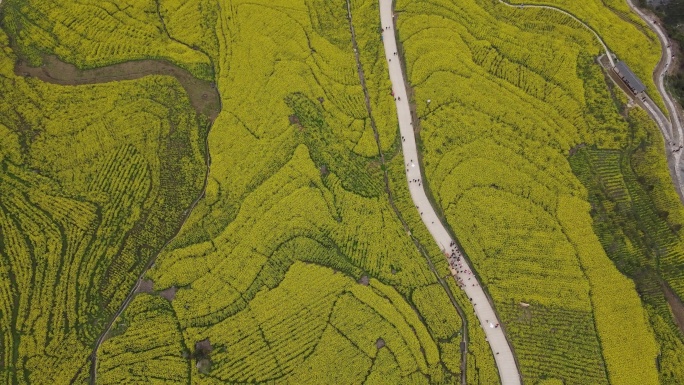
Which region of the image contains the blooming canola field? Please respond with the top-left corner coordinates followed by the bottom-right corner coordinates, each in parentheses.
top-left (396, 0), bottom-right (683, 383)
top-left (95, 0), bottom-right (482, 382)
top-left (1, 0), bottom-right (684, 383)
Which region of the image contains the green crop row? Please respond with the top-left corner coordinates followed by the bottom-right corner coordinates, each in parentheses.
top-left (569, 106), bottom-right (684, 384)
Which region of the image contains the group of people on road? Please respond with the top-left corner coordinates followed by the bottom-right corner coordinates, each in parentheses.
top-left (445, 241), bottom-right (477, 287)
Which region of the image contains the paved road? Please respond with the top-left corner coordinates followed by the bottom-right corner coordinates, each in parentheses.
top-left (378, 1), bottom-right (521, 384)
top-left (498, 1), bottom-right (614, 67)
top-left (500, 0), bottom-right (684, 201)
top-left (625, 0), bottom-right (684, 197)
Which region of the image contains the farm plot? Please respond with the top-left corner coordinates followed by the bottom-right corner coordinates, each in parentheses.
top-left (97, 295), bottom-right (188, 384)
top-left (570, 107), bottom-right (684, 384)
top-left (0, 24), bottom-right (207, 384)
top-left (505, 0), bottom-right (663, 110)
top-left (1, 0), bottom-right (216, 79)
top-left (395, 0), bottom-right (660, 383)
top-left (97, 0), bottom-right (467, 382)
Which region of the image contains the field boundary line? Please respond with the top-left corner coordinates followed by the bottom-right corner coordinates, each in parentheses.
top-left (500, 0), bottom-right (684, 209)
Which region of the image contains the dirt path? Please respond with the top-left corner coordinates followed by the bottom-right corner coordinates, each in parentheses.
top-left (85, 126), bottom-right (212, 384)
top-left (16, 56), bottom-right (221, 122)
top-left (662, 282), bottom-right (684, 335)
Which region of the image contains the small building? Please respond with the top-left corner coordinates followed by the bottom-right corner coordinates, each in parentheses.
top-left (613, 61), bottom-right (646, 95)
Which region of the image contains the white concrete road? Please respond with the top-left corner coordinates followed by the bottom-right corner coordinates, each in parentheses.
top-left (626, 0), bottom-right (684, 197)
top-left (499, 1), bottom-right (684, 200)
top-left (498, 0), bottom-right (614, 67)
top-left (378, 1), bottom-right (521, 384)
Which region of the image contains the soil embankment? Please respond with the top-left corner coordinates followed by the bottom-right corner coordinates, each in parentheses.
top-left (15, 56), bottom-right (221, 122)
top-left (663, 283), bottom-right (684, 335)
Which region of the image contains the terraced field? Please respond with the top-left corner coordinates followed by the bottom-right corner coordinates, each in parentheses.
top-left (395, 0), bottom-right (662, 383)
top-left (2, 0), bottom-right (684, 383)
top-left (505, 0), bottom-right (663, 110)
top-left (2, 0), bottom-right (216, 79)
top-left (95, 0), bottom-right (472, 382)
top-left (570, 107), bottom-right (684, 384)
top-left (0, 22), bottom-right (208, 383)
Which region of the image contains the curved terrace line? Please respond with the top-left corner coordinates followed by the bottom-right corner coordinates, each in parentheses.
top-left (625, 0), bottom-right (684, 199)
top-left (345, 1), bottom-right (470, 382)
top-left (379, 0), bottom-right (522, 384)
top-left (500, 0), bottom-right (684, 202)
top-left (15, 55), bottom-right (221, 122)
top-left (498, 1), bottom-right (615, 66)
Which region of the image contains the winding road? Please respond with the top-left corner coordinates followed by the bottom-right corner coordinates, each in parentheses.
top-left (382, 1), bottom-right (684, 384)
top-left (500, 0), bottom-right (684, 200)
top-left (379, 1), bottom-right (522, 384)
top-left (625, 0), bottom-right (684, 198)
top-left (498, 1), bottom-right (614, 67)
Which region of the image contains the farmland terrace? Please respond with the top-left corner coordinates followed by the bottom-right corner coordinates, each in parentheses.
top-left (2, 0), bottom-right (684, 383)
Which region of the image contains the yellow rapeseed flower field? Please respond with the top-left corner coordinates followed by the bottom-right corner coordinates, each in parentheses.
top-left (396, 0), bottom-right (666, 383)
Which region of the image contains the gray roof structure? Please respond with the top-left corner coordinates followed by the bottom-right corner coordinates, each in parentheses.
top-left (614, 61), bottom-right (646, 94)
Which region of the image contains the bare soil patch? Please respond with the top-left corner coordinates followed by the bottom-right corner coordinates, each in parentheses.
top-left (16, 56), bottom-right (221, 122)
top-left (136, 279), bottom-right (154, 294)
top-left (358, 275), bottom-right (370, 286)
top-left (662, 282), bottom-right (684, 335)
top-left (194, 338), bottom-right (213, 374)
top-left (160, 286), bottom-right (178, 301)
top-left (195, 338), bottom-right (213, 354)
top-left (568, 143), bottom-right (587, 157)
